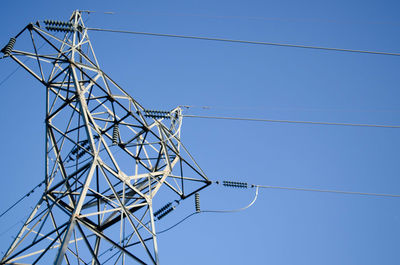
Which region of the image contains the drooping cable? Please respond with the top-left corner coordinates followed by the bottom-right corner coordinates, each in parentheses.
top-left (0, 65), bottom-right (21, 87)
top-left (158, 187), bottom-right (259, 234)
top-left (87, 28), bottom-right (400, 57)
top-left (183, 114), bottom-right (400, 129)
top-left (0, 213), bottom-right (30, 238)
top-left (201, 186), bottom-right (259, 213)
top-left (0, 180), bottom-right (45, 219)
top-left (157, 212), bottom-right (198, 234)
top-left (157, 178), bottom-right (400, 236)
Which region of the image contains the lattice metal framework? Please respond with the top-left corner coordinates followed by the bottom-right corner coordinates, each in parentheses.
top-left (0, 11), bottom-right (210, 265)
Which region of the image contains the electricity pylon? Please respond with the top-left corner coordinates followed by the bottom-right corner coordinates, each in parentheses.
top-left (0, 11), bottom-right (210, 265)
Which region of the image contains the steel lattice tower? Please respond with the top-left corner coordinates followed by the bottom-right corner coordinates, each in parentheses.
top-left (0, 11), bottom-right (210, 265)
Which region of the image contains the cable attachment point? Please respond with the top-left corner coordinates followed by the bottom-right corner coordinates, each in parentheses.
top-left (195, 193), bottom-right (201, 213)
top-left (222, 180), bottom-right (248, 188)
top-left (144, 109), bottom-right (171, 119)
top-left (1, 38), bottom-right (16, 57)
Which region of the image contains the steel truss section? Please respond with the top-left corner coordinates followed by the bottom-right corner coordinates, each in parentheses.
top-left (0, 10), bottom-right (210, 265)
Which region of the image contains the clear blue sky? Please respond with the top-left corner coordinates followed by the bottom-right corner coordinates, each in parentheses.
top-left (0, 1), bottom-right (400, 264)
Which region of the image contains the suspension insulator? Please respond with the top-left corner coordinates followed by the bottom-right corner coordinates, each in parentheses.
top-left (154, 202), bottom-right (172, 217)
top-left (81, 139), bottom-right (89, 147)
top-left (44, 20), bottom-right (71, 26)
top-left (76, 149), bottom-right (86, 159)
top-left (45, 25), bottom-right (74, 33)
top-left (195, 193), bottom-right (201, 213)
top-left (222, 180), bottom-right (248, 188)
top-left (157, 206), bottom-right (174, 220)
top-left (1, 38), bottom-right (16, 56)
top-left (71, 146), bottom-right (79, 155)
top-left (144, 109), bottom-right (171, 119)
top-left (68, 154), bottom-right (75, 161)
top-left (112, 124), bottom-right (119, 145)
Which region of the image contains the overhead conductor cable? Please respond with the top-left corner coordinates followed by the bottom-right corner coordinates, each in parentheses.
top-left (87, 27), bottom-right (400, 57)
top-left (183, 115), bottom-right (400, 129)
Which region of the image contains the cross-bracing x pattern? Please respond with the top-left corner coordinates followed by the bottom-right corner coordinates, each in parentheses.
top-left (0, 11), bottom-right (210, 265)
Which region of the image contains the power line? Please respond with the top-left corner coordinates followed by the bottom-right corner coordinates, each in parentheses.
top-left (220, 180), bottom-right (400, 198)
top-left (183, 114), bottom-right (400, 129)
top-left (201, 186), bottom-right (260, 213)
top-left (0, 214), bottom-right (29, 238)
top-left (86, 10), bottom-right (400, 26)
top-left (0, 180), bottom-right (45, 219)
top-left (181, 105), bottom-right (400, 114)
top-left (0, 42), bottom-right (47, 88)
top-left (158, 187), bottom-right (259, 234)
top-left (254, 184), bottom-right (400, 198)
top-left (98, 187), bottom-right (258, 252)
top-left (87, 27), bottom-right (400, 57)
top-left (158, 213), bottom-right (198, 234)
top-left (158, 179), bottom-right (400, 235)
top-left (0, 65), bottom-right (21, 87)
